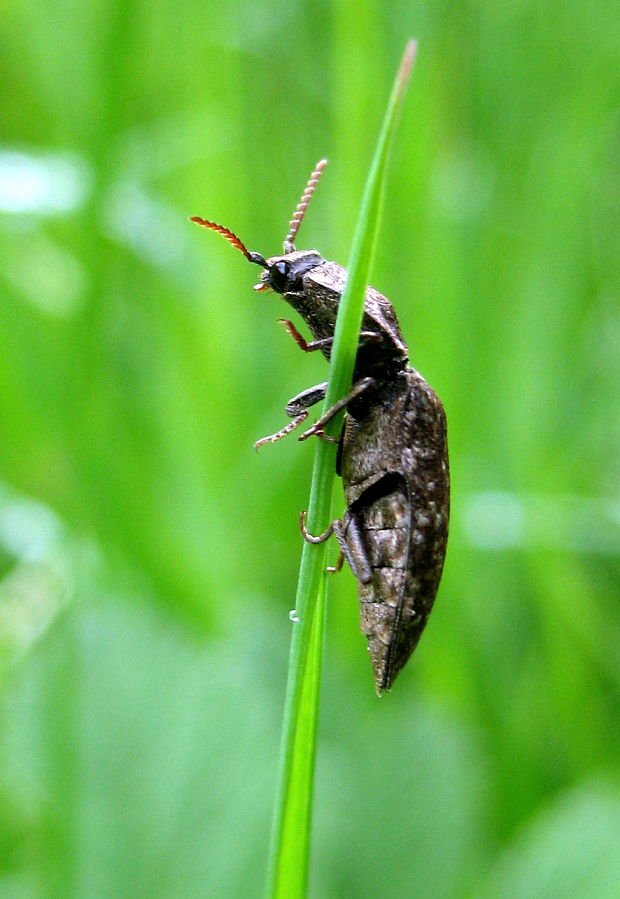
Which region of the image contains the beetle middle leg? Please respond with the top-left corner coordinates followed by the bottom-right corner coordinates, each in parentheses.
top-left (298, 377), bottom-right (376, 442)
top-left (254, 373), bottom-right (376, 450)
top-left (254, 382), bottom-right (328, 449)
top-left (300, 509), bottom-right (373, 584)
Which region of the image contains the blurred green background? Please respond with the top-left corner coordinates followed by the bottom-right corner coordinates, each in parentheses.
top-left (1, 1), bottom-right (619, 896)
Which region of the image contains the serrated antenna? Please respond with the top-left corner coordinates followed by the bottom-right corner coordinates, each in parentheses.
top-left (283, 158), bottom-right (328, 254)
top-left (189, 217), bottom-right (267, 267)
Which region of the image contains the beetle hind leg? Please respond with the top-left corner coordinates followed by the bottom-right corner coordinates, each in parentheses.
top-left (299, 510), bottom-right (334, 544)
top-left (326, 552), bottom-right (344, 574)
top-left (300, 510), bottom-right (373, 585)
top-left (333, 513), bottom-right (373, 584)
top-left (254, 381), bottom-right (328, 450)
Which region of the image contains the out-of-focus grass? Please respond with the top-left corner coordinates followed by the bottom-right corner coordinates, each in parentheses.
top-left (0, 1), bottom-right (619, 896)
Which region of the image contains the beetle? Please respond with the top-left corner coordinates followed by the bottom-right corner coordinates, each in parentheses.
top-left (191, 159), bottom-right (449, 693)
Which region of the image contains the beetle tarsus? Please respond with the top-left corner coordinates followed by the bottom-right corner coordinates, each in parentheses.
top-left (327, 552), bottom-right (345, 574)
top-left (302, 426), bottom-right (338, 443)
top-left (299, 510), bottom-right (334, 544)
top-left (254, 412), bottom-right (308, 450)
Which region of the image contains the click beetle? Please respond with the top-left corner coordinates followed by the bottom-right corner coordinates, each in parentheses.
top-left (191, 160), bottom-right (449, 693)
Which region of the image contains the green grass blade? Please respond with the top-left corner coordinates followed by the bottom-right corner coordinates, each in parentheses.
top-left (273, 576), bottom-right (327, 897)
top-left (266, 39), bottom-right (417, 899)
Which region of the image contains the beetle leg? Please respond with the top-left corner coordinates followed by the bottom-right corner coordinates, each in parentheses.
top-left (277, 319), bottom-right (333, 352)
top-left (298, 377), bottom-right (376, 442)
top-left (254, 381), bottom-right (328, 449)
top-left (300, 510), bottom-right (373, 584)
top-left (327, 552), bottom-right (344, 574)
top-left (284, 382), bottom-right (327, 416)
top-left (332, 513), bottom-right (373, 584)
top-left (278, 319), bottom-right (381, 353)
top-left (299, 510), bottom-right (334, 543)
top-left (309, 428), bottom-right (339, 444)
top-left (254, 412), bottom-right (308, 450)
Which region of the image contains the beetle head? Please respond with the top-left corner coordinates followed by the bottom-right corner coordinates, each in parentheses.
top-left (190, 158), bottom-right (328, 295)
top-left (253, 250), bottom-right (324, 294)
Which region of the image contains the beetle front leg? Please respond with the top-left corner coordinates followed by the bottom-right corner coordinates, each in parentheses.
top-left (254, 382), bottom-right (328, 450)
top-left (277, 320), bottom-right (334, 353)
top-left (278, 319), bottom-right (381, 353)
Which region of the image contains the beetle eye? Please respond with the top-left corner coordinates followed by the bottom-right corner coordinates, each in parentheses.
top-left (269, 259), bottom-right (290, 293)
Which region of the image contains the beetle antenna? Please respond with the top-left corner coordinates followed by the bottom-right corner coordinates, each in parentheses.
top-left (283, 158), bottom-right (328, 254)
top-left (189, 217), bottom-right (267, 267)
